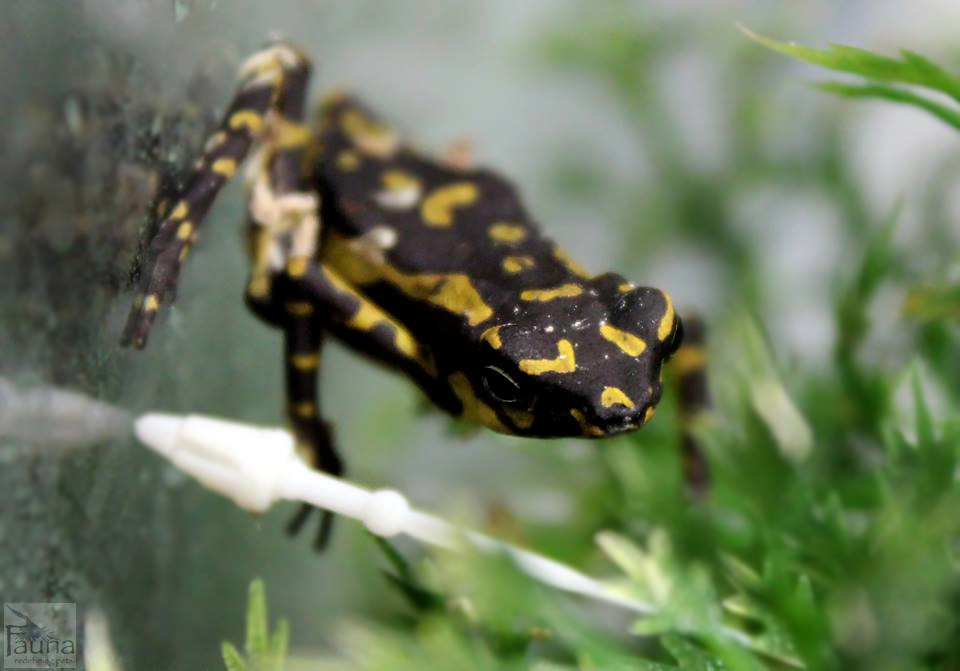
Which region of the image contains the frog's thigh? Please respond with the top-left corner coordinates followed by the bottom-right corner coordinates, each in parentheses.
top-left (283, 262), bottom-right (426, 374)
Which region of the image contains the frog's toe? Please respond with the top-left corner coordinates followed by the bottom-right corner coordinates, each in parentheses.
top-left (286, 504), bottom-right (336, 551)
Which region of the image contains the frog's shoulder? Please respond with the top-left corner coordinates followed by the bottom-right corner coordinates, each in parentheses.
top-left (313, 94), bottom-right (573, 280)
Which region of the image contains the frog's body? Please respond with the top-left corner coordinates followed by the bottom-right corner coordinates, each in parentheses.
top-left (312, 95), bottom-right (681, 438)
top-left (123, 44), bottom-right (689, 545)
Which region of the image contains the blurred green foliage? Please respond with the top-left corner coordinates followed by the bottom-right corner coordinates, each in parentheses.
top-left (222, 579), bottom-right (289, 671)
top-left (220, 8), bottom-right (960, 671)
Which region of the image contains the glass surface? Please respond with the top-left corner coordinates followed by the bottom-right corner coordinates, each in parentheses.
top-left (2, 2), bottom-right (958, 669)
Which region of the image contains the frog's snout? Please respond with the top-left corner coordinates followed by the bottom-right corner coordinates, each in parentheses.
top-left (580, 381), bottom-right (663, 437)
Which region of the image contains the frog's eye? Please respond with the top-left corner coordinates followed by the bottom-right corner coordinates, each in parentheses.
top-left (482, 366), bottom-right (530, 405)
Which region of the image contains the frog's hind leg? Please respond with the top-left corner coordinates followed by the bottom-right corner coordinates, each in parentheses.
top-left (122, 42), bottom-right (313, 349)
top-left (235, 45), bottom-right (345, 549)
top-left (673, 315), bottom-right (712, 497)
top-left (248, 258), bottom-right (448, 550)
top-left (246, 276), bottom-right (343, 549)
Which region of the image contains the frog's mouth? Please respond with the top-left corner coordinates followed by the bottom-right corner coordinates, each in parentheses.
top-left (602, 417), bottom-right (642, 435)
top-left (573, 378), bottom-right (664, 438)
top-left (588, 408), bottom-right (653, 437)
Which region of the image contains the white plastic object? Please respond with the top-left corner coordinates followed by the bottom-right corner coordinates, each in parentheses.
top-left (135, 413), bottom-right (297, 513)
top-left (134, 412), bottom-right (660, 613)
top-left (134, 412), bottom-right (767, 648)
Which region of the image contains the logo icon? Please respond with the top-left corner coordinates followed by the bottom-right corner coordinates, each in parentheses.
top-left (3, 603), bottom-right (76, 669)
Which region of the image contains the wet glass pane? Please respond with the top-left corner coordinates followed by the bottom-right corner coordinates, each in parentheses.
top-left (3, 2), bottom-right (959, 669)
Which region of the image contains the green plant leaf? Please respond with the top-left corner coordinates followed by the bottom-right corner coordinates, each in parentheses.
top-left (245, 579), bottom-right (269, 656)
top-left (270, 618), bottom-right (289, 660)
top-left (904, 283), bottom-right (960, 321)
top-left (816, 82), bottom-right (960, 131)
top-left (222, 580), bottom-right (289, 671)
top-left (740, 26), bottom-right (960, 101)
top-left (221, 642), bottom-right (246, 671)
top-left (662, 636), bottom-right (726, 671)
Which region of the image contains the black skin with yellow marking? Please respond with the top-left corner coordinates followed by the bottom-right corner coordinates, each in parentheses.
top-left (123, 43), bottom-right (687, 546)
top-left (313, 95), bottom-right (683, 438)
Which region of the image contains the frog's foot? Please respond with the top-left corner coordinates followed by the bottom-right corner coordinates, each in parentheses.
top-left (287, 421), bottom-right (344, 550)
top-left (286, 504), bottom-right (336, 550)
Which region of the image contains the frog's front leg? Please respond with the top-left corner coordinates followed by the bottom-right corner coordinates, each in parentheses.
top-left (672, 315), bottom-right (711, 497)
top-left (277, 263), bottom-right (451, 408)
top-left (122, 42), bottom-right (313, 349)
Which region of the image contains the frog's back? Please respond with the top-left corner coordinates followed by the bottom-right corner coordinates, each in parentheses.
top-left (313, 94), bottom-right (584, 289)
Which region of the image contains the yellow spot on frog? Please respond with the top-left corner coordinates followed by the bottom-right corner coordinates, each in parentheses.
top-left (421, 182), bottom-right (478, 227)
top-left (336, 150), bottom-right (360, 171)
top-left (519, 339), bottom-right (576, 375)
top-left (348, 300), bottom-right (391, 332)
top-left (552, 247), bottom-right (590, 278)
top-left (657, 292), bottom-right (676, 342)
top-left (480, 325), bottom-right (502, 349)
top-left (248, 275), bottom-right (270, 299)
top-left (600, 323), bottom-right (647, 357)
top-left (488, 222), bottom-right (526, 243)
top-left (600, 386), bottom-right (635, 409)
top-left (204, 131), bottom-right (227, 153)
top-left (169, 201), bottom-right (188, 221)
top-left (277, 120), bottom-right (311, 149)
top-left (617, 282), bottom-right (634, 293)
top-left (520, 284), bottom-right (582, 302)
top-left (287, 256), bottom-right (309, 277)
top-left (176, 222), bottom-right (193, 240)
top-left (392, 329), bottom-right (420, 360)
top-left (284, 301), bottom-right (314, 317)
top-left (178, 244), bottom-right (191, 263)
top-left (341, 109), bottom-right (399, 157)
top-left (448, 372), bottom-right (507, 433)
top-left (228, 110), bottom-right (263, 134)
top-left (570, 409), bottom-right (604, 437)
top-left (643, 406), bottom-right (657, 424)
top-left (292, 401), bottom-right (316, 419)
top-left (382, 170), bottom-right (419, 190)
top-left (320, 266), bottom-right (422, 360)
top-left (502, 255), bottom-right (534, 274)
top-left (321, 236), bottom-right (493, 326)
top-left (428, 275), bottom-right (493, 326)
top-left (291, 353), bottom-right (320, 370)
top-left (212, 158), bottom-right (237, 178)
top-left (376, 170), bottom-right (423, 209)
top-left (673, 345), bottom-right (706, 378)
top-left (143, 294), bottom-right (160, 313)
top-left (504, 407), bottom-right (535, 430)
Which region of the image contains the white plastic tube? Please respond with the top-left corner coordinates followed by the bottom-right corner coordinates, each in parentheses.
top-left (134, 412), bottom-right (771, 653)
top-left (134, 412), bottom-right (657, 615)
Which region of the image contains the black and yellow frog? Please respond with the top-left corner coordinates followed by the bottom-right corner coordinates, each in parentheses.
top-left (123, 43), bottom-right (703, 545)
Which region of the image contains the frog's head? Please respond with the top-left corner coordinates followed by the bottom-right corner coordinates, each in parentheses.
top-left (470, 276), bottom-right (683, 438)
